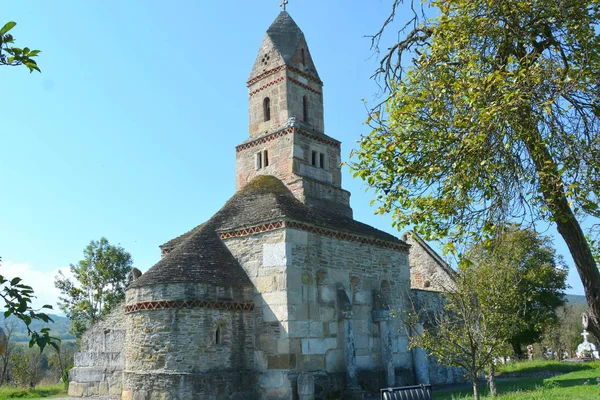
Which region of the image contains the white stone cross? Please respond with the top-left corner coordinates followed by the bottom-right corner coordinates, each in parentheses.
top-left (582, 330), bottom-right (590, 342)
top-left (280, 0), bottom-right (288, 11)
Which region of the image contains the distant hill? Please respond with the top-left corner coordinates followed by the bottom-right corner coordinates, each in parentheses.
top-left (0, 313), bottom-right (74, 342)
top-left (565, 294), bottom-right (587, 305)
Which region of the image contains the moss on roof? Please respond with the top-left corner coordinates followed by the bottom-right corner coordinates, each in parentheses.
top-left (134, 175), bottom-right (407, 289)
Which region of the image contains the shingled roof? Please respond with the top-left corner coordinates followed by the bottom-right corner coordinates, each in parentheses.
top-left (133, 176), bottom-right (407, 289)
top-left (267, 11), bottom-right (304, 63)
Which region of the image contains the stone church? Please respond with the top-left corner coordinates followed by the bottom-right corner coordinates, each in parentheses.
top-left (68, 10), bottom-right (458, 400)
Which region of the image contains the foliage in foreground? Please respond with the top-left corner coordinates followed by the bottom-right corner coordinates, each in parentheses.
top-left (352, 0), bottom-right (600, 340)
top-left (55, 237), bottom-right (132, 338)
top-left (408, 228), bottom-right (566, 399)
top-left (0, 22), bottom-right (40, 72)
top-left (0, 258), bottom-right (58, 352)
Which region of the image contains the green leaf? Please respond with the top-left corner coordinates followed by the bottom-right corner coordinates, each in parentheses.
top-left (0, 21), bottom-right (16, 37)
top-left (10, 277), bottom-right (22, 286)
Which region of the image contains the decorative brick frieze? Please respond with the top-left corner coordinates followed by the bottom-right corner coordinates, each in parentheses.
top-left (247, 65), bottom-right (321, 87)
top-left (287, 77), bottom-right (322, 95)
top-left (219, 221), bottom-right (285, 239)
top-left (249, 76), bottom-right (286, 97)
top-left (236, 128), bottom-right (340, 153)
top-left (124, 299), bottom-right (255, 314)
top-left (249, 76), bottom-right (322, 97)
top-left (219, 220), bottom-right (408, 252)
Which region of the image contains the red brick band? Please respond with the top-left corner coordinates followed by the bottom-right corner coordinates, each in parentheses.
top-left (235, 128), bottom-right (340, 153)
top-left (219, 220), bottom-right (408, 252)
top-left (247, 65), bottom-right (321, 87)
top-left (249, 76), bottom-right (322, 97)
top-left (287, 77), bottom-right (322, 95)
top-left (125, 300), bottom-right (254, 314)
top-left (249, 76), bottom-right (285, 97)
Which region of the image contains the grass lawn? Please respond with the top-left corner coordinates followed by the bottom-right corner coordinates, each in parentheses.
top-left (434, 360), bottom-right (600, 399)
top-left (0, 384), bottom-right (66, 399)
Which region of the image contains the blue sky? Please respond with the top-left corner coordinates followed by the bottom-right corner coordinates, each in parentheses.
top-left (1, 1), bottom-right (587, 311)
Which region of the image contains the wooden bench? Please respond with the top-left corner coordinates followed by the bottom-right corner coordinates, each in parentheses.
top-left (380, 384), bottom-right (432, 400)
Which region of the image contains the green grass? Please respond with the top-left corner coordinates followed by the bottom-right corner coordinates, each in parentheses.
top-left (434, 361), bottom-right (600, 399)
top-left (0, 384), bottom-right (66, 399)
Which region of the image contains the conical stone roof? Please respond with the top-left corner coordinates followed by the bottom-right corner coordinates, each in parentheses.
top-left (266, 11), bottom-right (304, 63)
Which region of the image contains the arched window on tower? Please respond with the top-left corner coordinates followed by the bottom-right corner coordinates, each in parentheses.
top-left (302, 96), bottom-right (308, 122)
top-left (264, 97), bottom-right (271, 122)
top-left (301, 48), bottom-right (306, 66)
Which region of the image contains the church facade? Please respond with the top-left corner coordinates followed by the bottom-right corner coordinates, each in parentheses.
top-left (68, 11), bottom-right (457, 400)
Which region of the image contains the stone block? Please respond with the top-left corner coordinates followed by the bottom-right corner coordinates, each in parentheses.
top-left (68, 382), bottom-right (84, 397)
top-left (263, 242), bottom-right (287, 267)
top-left (319, 306), bottom-right (335, 322)
top-left (308, 321), bottom-right (323, 337)
top-left (287, 229), bottom-right (308, 245)
top-left (133, 390), bottom-right (148, 400)
top-left (301, 338), bottom-right (337, 355)
top-left (329, 322), bottom-right (338, 336)
top-left (325, 349), bottom-right (344, 373)
top-left (267, 354), bottom-right (297, 369)
top-left (300, 355), bottom-right (325, 371)
top-left (289, 321), bottom-right (309, 337)
top-left (298, 372), bottom-right (315, 400)
top-left (121, 391), bottom-right (133, 400)
top-left (260, 371), bottom-right (285, 388)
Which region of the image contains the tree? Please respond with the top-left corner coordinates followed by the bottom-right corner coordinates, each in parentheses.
top-left (351, 0), bottom-right (600, 339)
top-left (0, 257), bottom-right (58, 352)
top-left (541, 302), bottom-right (588, 360)
top-left (55, 237), bottom-right (132, 338)
top-left (468, 228), bottom-right (568, 357)
top-left (408, 251), bottom-right (523, 400)
top-left (0, 21), bottom-right (40, 72)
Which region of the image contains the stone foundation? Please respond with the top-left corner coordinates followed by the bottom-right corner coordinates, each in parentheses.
top-left (122, 370), bottom-right (257, 400)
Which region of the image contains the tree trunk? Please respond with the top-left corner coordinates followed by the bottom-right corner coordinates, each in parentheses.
top-left (472, 375), bottom-right (480, 400)
top-left (521, 116), bottom-right (600, 342)
top-left (488, 363), bottom-right (497, 397)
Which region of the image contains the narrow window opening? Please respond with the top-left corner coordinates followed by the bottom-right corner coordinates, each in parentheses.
top-left (303, 96), bottom-right (309, 122)
top-left (215, 326), bottom-right (222, 345)
top-left (263, 150), bottom-right (269, 167)
top-left (319, 153), bottom-right (325, 169)
top-left (311, 151), bottom-right (317, 166)
top-left (263, 97), bottom-right (271, 122)
top-left (256, 153), bottom-right (262, 170)
top-left (301, 48), bottom-right (306, 65)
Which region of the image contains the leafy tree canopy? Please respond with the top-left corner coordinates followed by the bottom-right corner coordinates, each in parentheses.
top-left (55, 238), bottom-right (132, 338)
top-left (352, 0), bottom-right (600, 338)
top-left (0, 22), bottom-right (40, 72)
top-left (468, 227), bottom-right (568, 354)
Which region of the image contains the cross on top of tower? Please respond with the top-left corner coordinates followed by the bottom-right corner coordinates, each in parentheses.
top-left (280, 0), bottom-right (288, 11)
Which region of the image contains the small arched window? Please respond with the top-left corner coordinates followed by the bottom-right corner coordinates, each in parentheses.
top-left (215, 326), bottom-right (222, 345)
top-left (302, 96), bottom-right (308, 122)
top-left (264, 97), bottom-right (271, 122)
top-left (301, 48), bottom-right (306, 65)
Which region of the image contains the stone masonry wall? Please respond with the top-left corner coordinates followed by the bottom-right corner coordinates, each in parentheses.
top-left (68, 305), bottom-right (125, 398)
top-left (286, 228), bottom-right (414, 394)
top-left (223, 229), bottom-right (294, 399)
top-left (404, 233), bottom-right (456, 292)
top-left (122, 283), bottom-right (255, 400)
top-left (224, 227), bottom-right (415, 399)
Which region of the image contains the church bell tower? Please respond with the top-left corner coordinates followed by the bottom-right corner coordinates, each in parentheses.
top-left (236, 10), bottom-right (353, 218)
